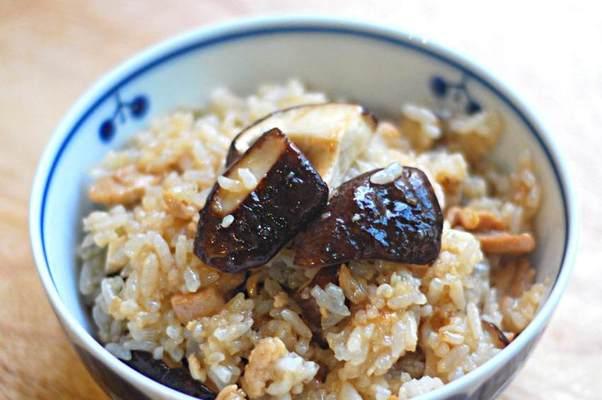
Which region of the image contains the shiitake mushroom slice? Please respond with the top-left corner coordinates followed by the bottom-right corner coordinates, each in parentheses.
top-left (124, 351), bottom-right (215, 399)
top-left (294, 164), bottom-right (443, 268)
top-left (291, 266), bottom-right (340, 346)
top-left (226, 103), bottom-right (377, 187)
top-left (482, 320), bottom-right (511, 349)
top-left (194, 128), bottom-right (328, 272)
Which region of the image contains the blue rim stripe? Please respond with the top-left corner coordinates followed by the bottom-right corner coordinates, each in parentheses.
top-left (40, 25), bottom-right (569, 285)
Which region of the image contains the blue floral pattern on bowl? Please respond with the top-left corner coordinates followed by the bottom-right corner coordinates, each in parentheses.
top-left (96, 75), bottom-right (478, 144)
top-left (99, 93), bottom-right (149, 142)
top-left (430, 74), bottom-right (482, 115)
top-left (30, 19), bottom-right (575, 400)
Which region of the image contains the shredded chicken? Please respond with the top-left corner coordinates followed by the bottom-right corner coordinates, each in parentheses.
top-left (447, 206), bottom-right (507, 231)
top-left (476, 232), bottom-right (535, 254)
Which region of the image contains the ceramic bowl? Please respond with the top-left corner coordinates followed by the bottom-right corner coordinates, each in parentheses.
top-left (29, 16), bottom-right (578, 400)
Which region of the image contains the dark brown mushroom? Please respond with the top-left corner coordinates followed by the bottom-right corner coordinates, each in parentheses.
top-left (124, 351), bottom-right (215, 399)
top-left (291, 266), bottom-right (339, 346)
top-left (482, 320), bottom-right (511, 349)
top-left (294, 165), bottom-right (443, 268)
top-left (226, 103), bottom-right (377, 187)
top-left (194, 128), bottom-right (328, 272)
top-left (396, 348), bottom-right (426, 379)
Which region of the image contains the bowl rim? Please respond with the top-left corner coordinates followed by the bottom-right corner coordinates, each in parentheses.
top-left (29, 14), bottom-right (579, 400)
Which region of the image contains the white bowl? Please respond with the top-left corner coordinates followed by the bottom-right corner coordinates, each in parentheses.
top-left (29, 16), bottom-right (578, 400)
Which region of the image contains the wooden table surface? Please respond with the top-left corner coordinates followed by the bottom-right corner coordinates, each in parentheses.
top-left (1, 1), bottom-right (600, 399)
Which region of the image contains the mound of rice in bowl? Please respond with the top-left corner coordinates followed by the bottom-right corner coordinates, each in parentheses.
top-left (79, 80), bottom-right (544, 399)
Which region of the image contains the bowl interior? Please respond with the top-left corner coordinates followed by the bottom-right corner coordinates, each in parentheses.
top-left (33, 20), bottom-right (569, 392)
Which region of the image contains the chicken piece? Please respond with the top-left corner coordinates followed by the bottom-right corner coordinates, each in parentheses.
top-left (447, 206), bottom-right (507, 231)
top-left (476, 232), bottom-right (535, 255)
top-left (89, 165), bottom-right (158, 205)
top-left (171, 287), bottom-right (225, 323)
top-left (226, 103), bottom-right (377, 187)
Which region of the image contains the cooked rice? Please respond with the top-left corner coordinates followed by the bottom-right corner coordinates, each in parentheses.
top-left (80, 80), bottom-right (544, 399)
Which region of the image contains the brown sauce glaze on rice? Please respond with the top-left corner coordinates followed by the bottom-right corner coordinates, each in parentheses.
top-left (79, 80), bottom-right (544, 399)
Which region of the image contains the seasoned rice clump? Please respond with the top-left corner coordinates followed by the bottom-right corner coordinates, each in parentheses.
top-left (79, 80), bottom-right (545, 399)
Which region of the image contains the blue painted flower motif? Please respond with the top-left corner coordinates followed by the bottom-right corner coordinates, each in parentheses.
top-left (430, 76), bottom-right (448, 98)
top-left (465, 100), bottom-right (482, 114)
top-left (99, 93), bottom-right (149, 142)
top-left (99, 120), bottom-right (116, 142)
top-left (429, 74), bottom-right (482, 115)
top-left (129, 95), bottom-right (149, 118)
